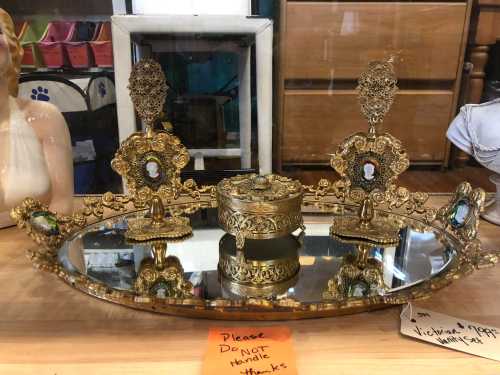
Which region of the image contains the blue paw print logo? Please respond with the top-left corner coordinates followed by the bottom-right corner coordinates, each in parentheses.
top-left (98, 82), bottom-right (106, 98)
top-left (31, 86), bottom-right (50, 101)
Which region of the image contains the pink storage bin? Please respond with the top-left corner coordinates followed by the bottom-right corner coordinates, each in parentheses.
top-left (38, 21), bottom-right (75, 68)
top-left (90, 22), bottom-right (113, 68)
top-left (65, 22), bottom-right (98, 69)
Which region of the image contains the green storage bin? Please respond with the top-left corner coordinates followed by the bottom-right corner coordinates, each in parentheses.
top-left (20, 19), bottom-right (49, 68)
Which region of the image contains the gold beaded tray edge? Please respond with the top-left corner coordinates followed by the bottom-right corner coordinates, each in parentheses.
top-left (10, 58), bottom-right (500, 320)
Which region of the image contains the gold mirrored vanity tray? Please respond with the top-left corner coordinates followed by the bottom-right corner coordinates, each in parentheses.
top-left (9, 197), bottom-right (495, 320)
top-left (10, 58), bottom-right (499, 320)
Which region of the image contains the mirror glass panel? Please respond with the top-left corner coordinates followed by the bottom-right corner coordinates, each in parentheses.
top-left (58, 208), bottom-right (456, 302)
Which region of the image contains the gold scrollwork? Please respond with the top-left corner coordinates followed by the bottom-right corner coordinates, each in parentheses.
top-left (112, 58), bottom-right (215, 207)
top-left (218, 205), bottom-right (304, 246)
top-left (218, 253), bottom-right (299, 286)
top-left (10, 57), bottom-right (500, 320)
top-left (10, 198), bottom-right (87, 255)
top-left (111, 130), bottom-right (190, 205)
top-left (330, 125), bottom-right (410, 203)
top-left (217, 174), bottom-right (304, 248)
top-left (125, 195), bottom-right (193, 241)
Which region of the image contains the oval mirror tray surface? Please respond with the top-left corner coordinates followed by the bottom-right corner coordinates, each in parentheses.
top-left (51, 202), bottom-right (464, 320)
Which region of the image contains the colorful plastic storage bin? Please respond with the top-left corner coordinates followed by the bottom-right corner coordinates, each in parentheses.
top-left (65, 22), bottom-right (98, 69)
top-left (90, 22), bottom-right (113, 68)
top-left (20, 20), bottom-right (49, 68)
top-left (38, 22), bottom-right (75, 68)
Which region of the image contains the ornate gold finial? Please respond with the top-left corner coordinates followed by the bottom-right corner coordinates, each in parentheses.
top-left (125, 195), bottom-right (192, 241)
top-left (128, 58), bottom-right (168, 132)
top-left (134, 242), bottom-right (193, 298)
top-left (357, 59), bottom-right (398, 133)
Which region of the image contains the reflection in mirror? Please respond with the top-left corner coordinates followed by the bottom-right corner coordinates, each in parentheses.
top-left (134, 241), bottom-right (193, 298)
top-left (323, 243), bottom-right (385, 300)
top-left (58, 209), bottom-right (456, 304)
top-left (218, 233), bottom-right (301, 298)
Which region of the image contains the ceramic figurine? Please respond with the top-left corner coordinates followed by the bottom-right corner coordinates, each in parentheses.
top-left (0, 9), bottom-right (73, 228)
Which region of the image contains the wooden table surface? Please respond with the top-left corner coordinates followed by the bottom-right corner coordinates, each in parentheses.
top-left (1, 196), bottom-right (499, 374)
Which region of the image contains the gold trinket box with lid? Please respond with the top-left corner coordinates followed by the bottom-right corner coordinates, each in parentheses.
top-left (216, 173), bottom-right (305, 290)
top-left (216, 173), bottom-right (305, 249)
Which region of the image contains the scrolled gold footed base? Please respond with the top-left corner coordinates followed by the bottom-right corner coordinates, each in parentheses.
top-left (330, 198), bottom-right (400, 246)
top-left (125, 195), bottom-right (192, 241)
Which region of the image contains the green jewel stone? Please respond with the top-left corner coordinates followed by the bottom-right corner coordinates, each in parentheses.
top-left (450, 199), bottom-right (470, 229)
top-left (30, 211), bottom-right (59, 236)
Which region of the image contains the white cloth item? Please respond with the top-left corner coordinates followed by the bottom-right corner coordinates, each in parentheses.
top-left (447, 107), bottom-right (473, 155)
top-left (1, 97), bottom-right (51, 207)
top-left (447, 98), bottom-right (500, 173)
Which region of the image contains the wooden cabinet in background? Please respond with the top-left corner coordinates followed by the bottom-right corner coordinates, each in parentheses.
top-left (276, 1), bottom-right (472, 168)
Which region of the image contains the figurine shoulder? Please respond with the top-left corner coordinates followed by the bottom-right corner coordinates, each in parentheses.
top-left (16, 97), bottom-right (69, 138)
top-left (17, 97), bottom-right (63, 119)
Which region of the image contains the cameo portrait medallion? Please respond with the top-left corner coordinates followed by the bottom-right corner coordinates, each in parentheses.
top-left (142, 155), bottom-right (163, 183)
top-left (361, 159), bottom-right (378, 182)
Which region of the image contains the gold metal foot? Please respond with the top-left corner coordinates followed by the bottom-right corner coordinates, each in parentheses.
top-left (125, 195), bottom-right (192, 241)
top-left (330, 198), bottom-right (400, 246)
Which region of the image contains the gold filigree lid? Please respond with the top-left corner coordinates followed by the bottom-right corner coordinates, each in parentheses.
top-left (217, 174), bottom-right (303, 203)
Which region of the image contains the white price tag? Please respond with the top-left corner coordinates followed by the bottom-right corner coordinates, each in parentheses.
top-left (400, 304), bottom-right (500, 362)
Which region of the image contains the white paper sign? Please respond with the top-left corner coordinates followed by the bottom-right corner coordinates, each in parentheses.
top-left (400, 305), bottom-right (500, 362)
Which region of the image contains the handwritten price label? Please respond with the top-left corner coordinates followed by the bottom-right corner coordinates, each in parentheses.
top-left (401, 306), bottom-right (500, 361)
top-left (202, 326), bottom-right (297, 375)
